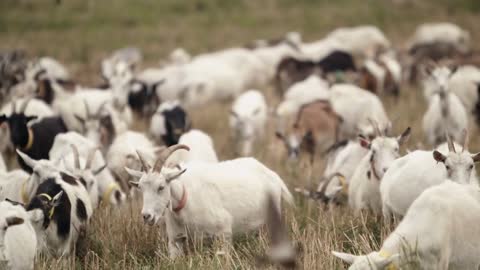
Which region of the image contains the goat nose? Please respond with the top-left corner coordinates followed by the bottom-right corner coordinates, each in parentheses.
top-left (142, 214), bottom-right (151, 222)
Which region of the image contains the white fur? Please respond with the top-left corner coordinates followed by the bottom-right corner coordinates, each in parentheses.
top-left (128, 157), bottom-right (294, 259)
top-left (49, 132), bottom-right (126, 207)
top-left (166, 130), bottom-right (218, 166)
top-left (409, 22), bottom-right (470, 53)
top-left (335, 181), bottom-right (480, 269)
top-left (0, 201), bottom-right (37, 270)
top-left (448, 65), bottom-right (480, 114)
top-left (229, 90), bottom-right (268, 156)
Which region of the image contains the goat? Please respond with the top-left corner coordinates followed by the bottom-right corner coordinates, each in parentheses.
top-left (381, 132), bottom-right (479, 220)
top-left (107, 131), bottom-right (157, 192)
top-left (128, 79), bottom-right (164, 117)
top-left (276, 100), bottom-right (342, 163)
top-left (447, 65), bottom-right (480, 119)
top-left (49, 132), bottom-right (126, 206)
top-left (422, 66), bottom-right (468, 146)
top-left (334, 180), bottom-right (480, 270)
top-left (0, 98), bottom-right (54, 154)
top-left (149, 101), bottom-right (191, 146)
top-left (348, 126), bottom-right (411, 214)
top-left (358, 53), bottom-right (402, 96)
top-left (329, 83), bottom-right (391, 140)
top-left (275, 50), bottom-right (356, 94)
top-left (0, 200), bottom-right (37, 270)
top-left (0, 102), bottom-right (68, 173)
top-left (19, 152), bottom-right (93, 257)
top-left (0, 169), bottom-right (32, 204)
top-left (230, 90), bottom-right (268, 156)
top-left (165, 129), bottom-right (218, 166)
top-left (126, 144), bottom-right (294, 259)
top-left (275, 75), bottom-right (330, 119)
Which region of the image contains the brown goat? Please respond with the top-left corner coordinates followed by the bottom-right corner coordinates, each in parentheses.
top-left (276, 100), bottom-right (342, 163)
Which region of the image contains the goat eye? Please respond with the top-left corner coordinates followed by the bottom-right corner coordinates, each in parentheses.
top-left (470, 165), bottom-right (474, 170)
top-left (445, 165), bottom-right (450, 170)
top-left (157, 186), bottom-right (164, 192)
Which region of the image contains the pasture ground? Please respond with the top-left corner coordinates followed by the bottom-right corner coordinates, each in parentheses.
top-left (1, 0), bottom-right (480, 269)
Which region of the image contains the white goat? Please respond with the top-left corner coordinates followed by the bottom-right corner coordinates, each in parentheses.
top-left (348, 127), bottom-right (411, 214)
top-left (448, 65), bottom-right (480, 114)
top-left (126, 145), bottom-right (294, 259)
top-left (276, 75), bottom-right (330, 117)
top-left (381, 134), bottom-right (479, 220)
top-left (166, 129), bottom-right (219, 166)
top-left (334, 180), bottom-right (480, 270)
top-left (49, 132), bottom-right (126, 206)
top-left (422, 67), bottom-right (468, 146)
top-left (0, 201), bottom-right (37, 270)
top-left (229, 90), bottom-right (268, 156)
top-left (107, 131), bottom-right (156, 192)
top-left (329, 83), bottom-right (390, 139)
top-left (408, 22), bottom-right (471, 54)
top-left (325, 25), bottom-right (391, 59)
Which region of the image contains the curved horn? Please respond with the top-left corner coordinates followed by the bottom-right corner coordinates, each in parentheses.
top-left (70, 144), bottom-right (81, 169)
top-left (461, 129), bottom-right (468, 152)
top-left (85, 147), bottom-right (98, 170)
top-left (135, 150), bottom-right (151, 172)
top-left (20, 98), bottom-right (32, 113)
top-left (83, 99), bottom-right (91, 118)
top-left (446, 131), bottom-right (456, 153)
top-left (153, 144), bottom-right (190, 172)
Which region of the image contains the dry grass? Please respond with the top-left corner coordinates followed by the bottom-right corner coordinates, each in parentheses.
top-left (1, 0), bottom-right (480, 269)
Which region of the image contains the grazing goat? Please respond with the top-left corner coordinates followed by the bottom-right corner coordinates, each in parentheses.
top-left (19, 151), bottom-right (93, 257)
top-left (126, 145), bottom-right (294, 258)
top-left (334, 181), bottom-right (480, 270)
top-left (149, 101), bottom-right (191, 146)
top-left (165, 129), bottom-right (219, 166)
top-left (229, 90), bottom-right (268, 156)
top-left (275, 75), bottom-right (330, 118)
top-left (276, 100), bottom-right (342, 162)
top-left (329, 84), bottom-right (391, 140)
top-left (0, 103), bottom-right (68, 173)
top-left (358, 53), bottom-right (402, 96)
top-left (49, 132), bottom-right (126, 206)
top-left (107, 131), bottom-right (156, 192)
top-left (0, 200), bottom-right (37, 270)
top-left (275, 50), bottom-right (356, 94)
top-left (348, 126), bottom-right (411, 214)
top-left (0, 98), bottom-right (54, 153)
top-left (381, 133), bottom-right (479, 220)
top-left (422, 66), bottom-right (468, 146)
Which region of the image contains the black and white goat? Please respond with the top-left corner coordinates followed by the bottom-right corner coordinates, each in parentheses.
top-left (18, 151), bottom-right (93, 257)
top-left (0, 100), bottom-right (68, 173)
top-left (150, 101), bottom-right (191, 146)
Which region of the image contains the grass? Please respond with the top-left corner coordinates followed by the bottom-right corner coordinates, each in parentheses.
top-left (1, 0), bottom-right (480, 269)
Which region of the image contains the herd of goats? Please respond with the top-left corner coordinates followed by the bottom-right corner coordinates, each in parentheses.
top-left (0, 21), bottom-right (480, 269)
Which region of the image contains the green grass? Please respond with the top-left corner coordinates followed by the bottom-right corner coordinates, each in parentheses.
top-left (1, 0), bottom-right (480, 269)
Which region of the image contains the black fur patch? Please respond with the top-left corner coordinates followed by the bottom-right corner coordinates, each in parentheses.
top-left (366, 171), bottom-right (371, 180)
top-left (161, 106), bottom-right (190, 146)
top-left (76, 198), bottom-right (88, 221)
top-left (60, 172), bottom-right (78, 186)
top-left (26, 178), bottom-right (71, 238)
top-left (114, 190), bottom-right (121, 203)
top-left (78, 177), bottom-right (87, 188)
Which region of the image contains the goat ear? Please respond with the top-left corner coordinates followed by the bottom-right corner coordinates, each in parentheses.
top-left (332, 251), bottom-right (357, 264)
top-left (472, 153), bottom-right (480, 163)
top-left (26, 116), bottom-right (37, 123)
top-left (6, 216), bottom-right (24, 227)
top-left (125, 167), bottom-right (143, 179)
top-left (16, 149), bottom-right (38, 170)
top-left (359, 137), bottom-right (371, 149)
top-left (433, 150), bottom-right (447, 163)
top-left (397, 127), bottom-right (411, 145)
top-left (74, 114), bottom-right (85, 125)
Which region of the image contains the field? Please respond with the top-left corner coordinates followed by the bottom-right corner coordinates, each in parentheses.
top-left (1, 0), bottom-right (480, 269)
